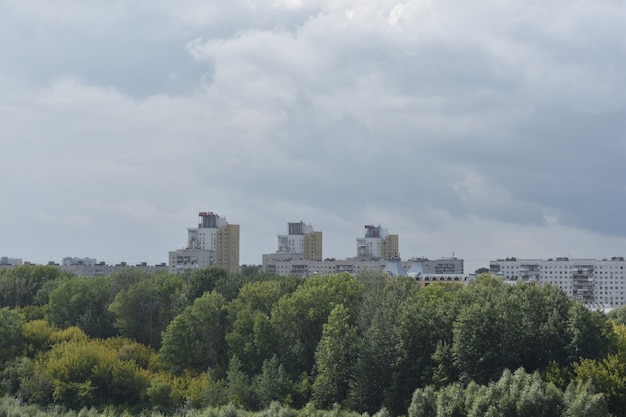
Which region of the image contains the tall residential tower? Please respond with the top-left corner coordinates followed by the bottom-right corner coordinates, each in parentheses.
top-left (356, 225), bottom-right (399, 260)
top-left (169, 212), bottom-right (240, 273)
top-left (277, 221), bottom-right (323, 261)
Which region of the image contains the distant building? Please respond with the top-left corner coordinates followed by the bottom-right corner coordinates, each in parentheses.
top-left (276, 221), bottom-right (323, 261)
top-left (356, 225), bottom-right (399, 260)
top-left (0, 257), bottom-right (22, 270)
top-left (489, 256), bottom-right (626, 308)
top-left (60, 260), bottom-right (167, 277)
top-left (262, 255), bottom-right (392, 277)
top-left (399, 258), bottom-right (474, 286)
top-left (1, 256), bottom-right (166, 277)
top-left (404, 256), bottom-right (464, 275)
top-left (169, 212), bottom-right (240, 273)
top-left (62, 257), bottom-right (97, 266)
top-left (383, 256), bottom-right (470, 284)
top-left (262, 222), bottom-right (461, 278)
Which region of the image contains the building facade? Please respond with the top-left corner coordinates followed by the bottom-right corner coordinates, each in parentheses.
top-left (277, 221), bottom-right (323, 261)
top-left (385, 257), bottom-right (473, 286)
top-left (490, 257), bottom-right (626, 308)
top-left (0, 257), bottom-right (22, 271)
top-left (60, 260), bottom-right (167, 277)
top-left (262, 222), bottom-right (461, 278)
top-left (356, 225), bottom-right (399, 259)
top-left (169, 212), bottom-right (240, 273)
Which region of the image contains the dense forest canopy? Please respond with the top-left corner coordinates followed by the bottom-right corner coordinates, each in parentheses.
top-left (1, 265), bottom-right (625, 416)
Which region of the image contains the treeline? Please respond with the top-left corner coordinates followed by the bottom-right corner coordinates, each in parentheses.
top-left (1, 265), bottom-right (626, 416)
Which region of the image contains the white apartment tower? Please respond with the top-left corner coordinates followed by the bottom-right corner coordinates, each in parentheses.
top-left (169, 212), bottom-right (240, 273)
top-left (356, 225), bottom-right (399, 260)
top-left (277, 221), bottom-right (323, 261)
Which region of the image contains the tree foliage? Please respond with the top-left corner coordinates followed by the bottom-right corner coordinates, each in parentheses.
top-left (160, 291), bottom-right (228, 374)
top-left (35, 337), bottom-right (155, 410)
top-left (312, 304), bottom-right (360, 409)
top-left (45, 276), bottom-right (115, 338)
top-left (0, 265), bottom-right (71, 308)
top-left (407, 368), bottom-right (607, 417)
top-left (108, 273), bottom-right (184, 349)
top-left (0, 308), bottom-right (25, 364)
top-left (270, 273), bottom-right (364, 377)
top-left (0, 268), bottom-right (623, 415)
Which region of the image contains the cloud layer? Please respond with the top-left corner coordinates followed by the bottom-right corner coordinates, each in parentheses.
top-left (2, 0), bottom-right (626, 271)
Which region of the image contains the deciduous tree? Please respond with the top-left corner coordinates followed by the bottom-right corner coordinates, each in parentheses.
top-left (159, 291), bottom-right (228, 374)
top-left (312, 304), bottom-right (360, 409)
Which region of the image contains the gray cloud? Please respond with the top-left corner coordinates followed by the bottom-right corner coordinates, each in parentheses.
top-left (2, 0), bottom-right (626, 269)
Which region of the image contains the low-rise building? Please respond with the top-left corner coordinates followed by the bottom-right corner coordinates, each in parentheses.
top-left (0, 257), bottom-right (22, 270)
top-left (60, 260), bottom-right (167, 277)
top-left (385, 257), bottom-right (473, 286)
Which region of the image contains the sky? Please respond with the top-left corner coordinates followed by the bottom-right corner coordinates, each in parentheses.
top-left (2, 0), bottom-right (626, 273)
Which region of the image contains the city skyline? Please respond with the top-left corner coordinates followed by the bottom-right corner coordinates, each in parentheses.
top-left (2, 1), bottom-right (626, 275)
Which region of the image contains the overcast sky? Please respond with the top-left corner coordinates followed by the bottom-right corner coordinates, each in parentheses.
top-left (2, 0), bottom-right (626, 272)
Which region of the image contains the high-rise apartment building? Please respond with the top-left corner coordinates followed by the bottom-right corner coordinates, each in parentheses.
top-left (264, 222), bottom-right (408, 277)
top-left (356, 225), bottom-right (399, 260)
top-left (169, 212), bottom-right (240, 273)
top-left (216, 224), bottom-right (240, 272)
top-left (276, 221), bottom-right (323, 261)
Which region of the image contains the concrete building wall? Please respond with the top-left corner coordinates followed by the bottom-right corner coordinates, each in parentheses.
top-left (169, 248), bottom-right (216, 273)
top-left (216, 224), bottom-right (240, 273)
top-left (304, 231), bottom-right (323, 261)
top-left (382, 234), bottom-right (399, 259)
top-left (489, 257), bottom-right (626, 307)
top-left (171, 212), bottom-right (240, 274)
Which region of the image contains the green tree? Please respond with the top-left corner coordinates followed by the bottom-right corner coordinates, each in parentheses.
top-left (0, 308), bottom-right (25, 364)
top-left (353, 270), bottom-right (389, 332)
top-left (106, 269), bottom-right (149, 299)
top-left (159, 291), bottom-right (228, 374)
top-left (226, 278), bottom-right (299, 375)
top-left (227, 308), bottom-right (277, 376)
top-left (253, 355), bottom-right (292, 409)
top-left (452, 278), bottom-right (577, 385)
top-left (225, 355), bottom-right (253, 408)
top-left (573, 355), bottom-right (626, 416)
top-left (452, 300), bottom-right (514, 384)
top-left (271, 273), bottom-right (364, 378)
top-left (184, 267), bottom-right (225, 302)
top-left (407, 385), bottom-right (437, 417)
top-left (468, 369), bottom-right (563, 417)
top-left (312, 304), bottom-right (360, 409)
top-left (408, 368), bottom-right (606, 417)
top-left (21, 319), bottom-right (58, 356)
top-left (36, 338), bottom-right (153, 410)
top-left (607, 304), bottom-right (626, 325)
top-left (108, 273), bottom-right (184, 349)
top-left (45, 276), bottom-right (115, 338)
top-left (348, 277), bottom-right (418, 414)
top-left (567, 302), bottom-right (615, 362)
top-left (0, 265), bottom-right (71, 308)
top-left (563, 379), bottom-right (609, 417)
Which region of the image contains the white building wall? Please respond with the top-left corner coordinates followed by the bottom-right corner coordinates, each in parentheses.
top-left (490, 257), bottom-right (626, 307)
top-left (62, 257), bottom-right (97, 266)
top-left (187, 228), bottom-right (219, 251)
top-left (169, 248), bottom-right (215, 273)
top-left (357, 237), bottom-right (383, 258)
